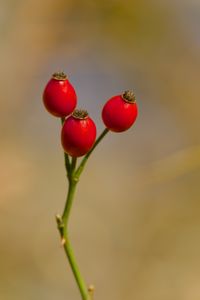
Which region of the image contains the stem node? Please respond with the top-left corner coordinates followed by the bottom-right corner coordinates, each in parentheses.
top-left (73, 176), bottom-right (79, 183)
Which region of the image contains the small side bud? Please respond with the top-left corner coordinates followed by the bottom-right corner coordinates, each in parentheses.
top-left (88, 284), bottom-right (95, 300)
top-left (61, 238), bottom-right (66, 246)
top-left (88, 284), bottom-right (95, 292)
top-left (55, 214), bottom-right (64, 228)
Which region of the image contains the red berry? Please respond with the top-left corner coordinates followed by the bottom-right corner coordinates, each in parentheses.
top-left (43, 72), bottom-right (77, 117)
top-left (102, 90), bottom-right (138, 132)
top-left (61, 110), bottom-right (97, 157)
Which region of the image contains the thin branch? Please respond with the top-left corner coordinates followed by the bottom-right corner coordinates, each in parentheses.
top-left (75, 128), bottom-right (109, 178)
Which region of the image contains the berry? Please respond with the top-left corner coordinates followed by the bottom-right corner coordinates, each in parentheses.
top-left (43, 72), bottom-right (77, 117)
top-left (102, 90), bottom-right (138, 132)
top-left (61, 109), bottom-right (97, 157)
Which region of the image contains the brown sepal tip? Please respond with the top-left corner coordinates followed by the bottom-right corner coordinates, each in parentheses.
top-left (122, 90), bottom-right (136, 103)
top-left (72, 109), bottom-right (89, 119)
top-left (52, 72), bottom-right (67, 80)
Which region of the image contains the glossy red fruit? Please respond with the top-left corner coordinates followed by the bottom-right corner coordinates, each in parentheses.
top-left (61, 110), bottom-right (97, 157)
top-left (102, 90), bottom-right (138, 132)
top-left (43, 72), bottom-right (77, 117)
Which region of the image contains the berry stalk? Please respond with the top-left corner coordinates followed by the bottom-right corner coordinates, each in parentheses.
top-left (61, 117), bottom-right (71, 172)
top-left (75, 128), bottom-right (109, 178)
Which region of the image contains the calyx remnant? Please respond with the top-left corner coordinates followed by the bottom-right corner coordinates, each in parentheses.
top-left (122, 90), bottom-right (136, 103)
top-left (52, 72), bottom-right (67, 81)
top-left (72, 109), bottom-right (89, 120)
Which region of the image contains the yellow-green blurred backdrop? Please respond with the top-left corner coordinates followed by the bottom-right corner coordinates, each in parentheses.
top-left (1, 0), bottom-right (200, 299)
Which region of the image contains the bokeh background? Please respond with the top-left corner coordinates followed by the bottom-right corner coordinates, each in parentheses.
top-left (1, 0), bottom-right (200, 299)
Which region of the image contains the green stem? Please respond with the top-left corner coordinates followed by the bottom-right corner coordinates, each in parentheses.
top-left (61, 117), bottom-right (71, 173)
top-left (75, 128), bottom-right (109, 178)
top-left (58, 157), bottom-right (89, 300)
top-left (57, 126), bottom-right (109, 300)
top-left (62, 173), bottom-right (77, 229)
top-left (63, 238), bottom-right (89, 300)
top-left (64, 234), bottom-right (89, 300)
top-left (56, 210), bottom-right (89, 300)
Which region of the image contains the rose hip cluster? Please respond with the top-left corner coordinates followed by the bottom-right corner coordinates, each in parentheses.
top-left (43, 72), bottom-right (138, 157)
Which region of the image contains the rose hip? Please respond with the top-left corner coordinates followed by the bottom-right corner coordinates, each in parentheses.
top-left (43, 72), bottom-right (77, 117)
top-left (102, 90), bottom-right (138, 132)
top-left (61, 109), bottom-right (97, 157)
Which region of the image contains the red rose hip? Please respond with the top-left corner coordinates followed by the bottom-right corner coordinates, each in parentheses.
top-left (61, 109), bottom-right (97, 157)
top-left (43, 72), bottom-right (77, 117)
top-left (102, 90), bottom-right (138, 132)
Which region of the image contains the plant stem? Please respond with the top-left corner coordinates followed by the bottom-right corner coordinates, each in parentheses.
top-left (57, 126), bottom-right (109, 300)
top-left (75, 128), bottom-right (109, 178)
top-left (56, 212), bottom-right (89, 300)
top-left (63, 231), bottom-right (89, 300)
top-left (62, 163), bottom-right (77, 230)
top-left (57, 156), bottom-right (89, 300)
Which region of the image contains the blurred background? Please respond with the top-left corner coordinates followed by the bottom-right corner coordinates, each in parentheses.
top-left (1, 0), bottom-right (200, 299)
